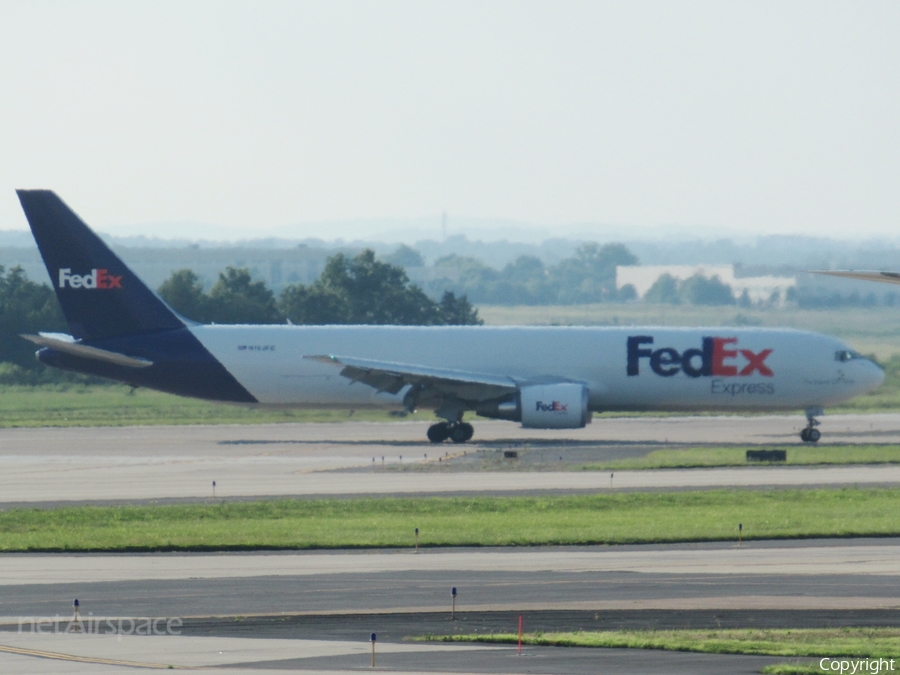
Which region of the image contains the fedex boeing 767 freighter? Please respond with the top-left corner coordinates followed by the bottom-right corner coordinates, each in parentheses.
top-left (15, 190), bottom-right (885, 443)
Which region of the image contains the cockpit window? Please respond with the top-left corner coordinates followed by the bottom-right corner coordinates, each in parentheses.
top-left (835, 350), bottom-right (864, 362)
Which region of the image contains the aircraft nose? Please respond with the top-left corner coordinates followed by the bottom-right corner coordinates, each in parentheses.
top-left (866, 359), bottom-right (886, 391)
top-left (860, 359), bottom-right (884, 392)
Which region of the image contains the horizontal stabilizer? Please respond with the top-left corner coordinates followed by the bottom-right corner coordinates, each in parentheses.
top-left (812, 270), bottom-right (900, 286)
top-left (22, 334), bottom-right (153, 369)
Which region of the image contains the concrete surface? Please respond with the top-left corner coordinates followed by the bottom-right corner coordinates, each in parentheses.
top-left (1, 414), bottom-right (900, 503)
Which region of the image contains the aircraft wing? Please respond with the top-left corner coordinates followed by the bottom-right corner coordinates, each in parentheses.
top-left (813, 270), bottom-right (900, 286)
top-left (22, 333), bottom-right (154, 369)
top-left (304, 354), bottom-right (516, 402)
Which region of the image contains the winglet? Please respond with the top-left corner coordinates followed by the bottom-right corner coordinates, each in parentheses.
top-left (811, 270), bottom-right (900, 286)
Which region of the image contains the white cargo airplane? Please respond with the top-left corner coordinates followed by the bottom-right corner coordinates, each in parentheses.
top-left (16, 190), bottom-right (885, 444)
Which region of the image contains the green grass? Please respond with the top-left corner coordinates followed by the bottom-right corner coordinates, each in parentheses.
top-left (3, 488), bottom-right (900, 552)
top-left (579, 444), bottom-right (900, 470)
top-left (761, 666), bottom-right (826, 675)
top-left (420, 627), bottom-right (900, 660)
top-left (0, 383), bottom-right (410, 427)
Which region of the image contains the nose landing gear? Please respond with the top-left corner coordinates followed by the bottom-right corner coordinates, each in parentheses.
top-left (426, 421), bottom-right (474, 443)
top-left (800, 408), bottom-right (822, 443)
top-left (800, 425), bottom-right (820, 443)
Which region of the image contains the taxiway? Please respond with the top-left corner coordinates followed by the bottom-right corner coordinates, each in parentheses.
top-left (1, 415), bottom-right (899, 673)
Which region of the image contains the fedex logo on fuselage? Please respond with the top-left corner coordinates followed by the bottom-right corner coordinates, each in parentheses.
top-left (536, 401), bottom-right (568, 412)
top-left (627, 335), bottom-right (773, 378)
top-left (58, 268), bottom-right (122, 290)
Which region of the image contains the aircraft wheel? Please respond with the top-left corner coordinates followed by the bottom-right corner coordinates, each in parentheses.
top-left (807, 428), bottom-right (821, 443)
top-left (459, 422), bottom-right (474, 442)
top-left (427, 423), bottom-right (450, 443)
top-left (800, 428), bottom-right (810, 442)
top-left (449, 424), bottom-right (470, 444)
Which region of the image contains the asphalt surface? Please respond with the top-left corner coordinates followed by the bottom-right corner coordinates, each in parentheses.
top-left (1, 541), bottom-right (899, 673)
top-left (1, 416), bottom-right (900, 673)
top-left (4, 565), bottom-right (900, 617)
top-left (2, 414), bottom-right (900, 505)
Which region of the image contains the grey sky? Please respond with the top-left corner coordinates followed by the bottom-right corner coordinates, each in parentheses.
top-left (1, 1), bottom-right (897, 241)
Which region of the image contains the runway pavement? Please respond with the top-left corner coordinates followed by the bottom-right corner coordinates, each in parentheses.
top-left (0, 633), bottom-right (785, 675)
top-left (2, 415), bottom-right (900, 673)
top-left (5, 540), bottom-right (900, 586)
top-left (1, 540), bottom-right (900, 673)
top-left (1, 414), bottom-right (900, 504)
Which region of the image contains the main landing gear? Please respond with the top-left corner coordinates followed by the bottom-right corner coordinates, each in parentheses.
top-left (427, 421), bottom-right (474, 444)
top-left (800, 408), bottom-right (822, 443)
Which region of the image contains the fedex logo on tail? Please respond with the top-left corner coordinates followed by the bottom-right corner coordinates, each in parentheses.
top-left (536, 401), bottom-right (568, 412)
top-left (627, 336), bottom-right (773, 378)
top-left (58, 268), bottom-right (123, 290)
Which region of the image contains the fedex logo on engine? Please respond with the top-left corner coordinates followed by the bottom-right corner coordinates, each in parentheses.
top-left (536, 401), bottom-right (568, 412)
top-left (627, 335), bottom-right (773, 378)
top-left (58, 268), bottom-right (123, 290)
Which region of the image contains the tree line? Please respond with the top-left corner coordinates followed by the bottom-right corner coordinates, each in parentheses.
top-left (0, 249), bottom-right (480, 377)
top-left (642, 272), bottom-right (897, 308)
top-left (416, 243), bottom-right (641, 305)
top-left (158, 249), bottom-right (480, 326)
top-left (6, 241), bottom-right (884, 381)
top-left (643, 273), bottom-right (738, 306)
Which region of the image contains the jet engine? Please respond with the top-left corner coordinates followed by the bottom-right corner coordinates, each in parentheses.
top-left (477, 383), bottom-right (591, 429)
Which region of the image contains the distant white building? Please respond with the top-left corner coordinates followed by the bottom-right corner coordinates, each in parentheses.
top-left (616, 265), bottom-right (796, 305)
